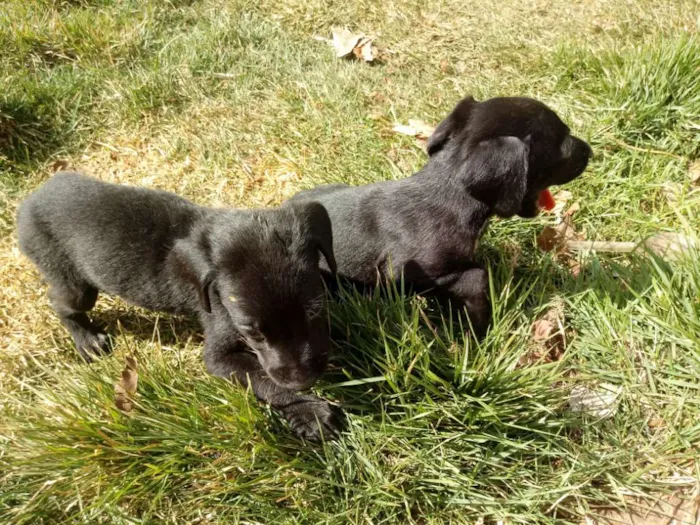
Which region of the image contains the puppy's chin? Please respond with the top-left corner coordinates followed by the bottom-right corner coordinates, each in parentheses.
top-left (517, 198), bottom-right (540, 218)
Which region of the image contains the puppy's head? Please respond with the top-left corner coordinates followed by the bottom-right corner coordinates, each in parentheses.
top-left (427, 96), bottom-right (592, 218)
top-left (176, 202), bottom-right (336, 391)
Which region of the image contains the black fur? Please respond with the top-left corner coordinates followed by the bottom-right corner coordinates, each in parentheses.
top-left (288, 96), bottom-right (592, 336)
top-left (17, 172), bottom-right (342, 441)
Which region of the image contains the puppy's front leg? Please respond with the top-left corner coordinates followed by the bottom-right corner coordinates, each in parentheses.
top-left (435, 266), bottom-right (491, 338)
top-left (201, 314), bottom-right (343, 441)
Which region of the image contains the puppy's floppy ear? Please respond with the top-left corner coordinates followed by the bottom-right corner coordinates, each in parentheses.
top-left (463, 136), bottom-right (529, 217)
top-left (427, 96), bottom-right (477, 156)
top-left (295, 202), bottom-right (337, 274)
top-left (171, 233), bottom-right (216, 313)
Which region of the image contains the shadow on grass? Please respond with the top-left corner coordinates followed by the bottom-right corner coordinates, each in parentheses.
top-left (0, 87), bottom-right (83, 170)
top-left (91, 308), bottom-right (203, 349)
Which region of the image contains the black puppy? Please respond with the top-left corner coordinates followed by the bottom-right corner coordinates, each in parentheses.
top-left (288, 96), bottom-right (592, 335)
top-left (17, 172), bottom-right (342, 440)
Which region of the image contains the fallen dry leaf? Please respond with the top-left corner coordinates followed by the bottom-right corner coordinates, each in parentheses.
top-left (536, 226), bottom-right (560, 252)
top-left (547, 190), bottom-right (573, 216)
top-left (352, 37), bottom-right (375, 62)
top-left (51, 159), bottom-right (70, 172)
top-left (647, 416), bottom-right (666, 429)
top-left (564, 201), bottom-right (580, 217)
top-left (567, 259), bottom-right (582, 277)
top-left (662, 181), bottom-right (683, 204)
top-left (569, 383), bottom-right (622, 419)
top-left (392, 119), bottom-right (435, 140)
top-left (519, 303), bottom-right (567, 367)
top-left (536, 216), bottom-right (581, 253)
top-left (689, 160), bottom-right (700, 186)
top-left (115, 356), bottom-right (138, 412)
top-left (392, 123), bottom-right (419, 136)
top-left (331, 28), bottom-right (361, 57)
top-left (408, 119), bottom-right (435, 139)
top-left (331, 28), bottom-right (375, 62)
top-left (533, 319), bottom-right (554, 342)
top-left (393, 118), bottom-right (436, 149)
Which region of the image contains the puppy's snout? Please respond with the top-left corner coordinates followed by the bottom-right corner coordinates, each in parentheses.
top-left (581, 140), bottom-right (593, 160)
top-left (573, 136), bottom-right (593, 161)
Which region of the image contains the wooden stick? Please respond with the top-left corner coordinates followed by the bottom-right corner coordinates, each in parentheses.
top-left (566, 241), bottom-right (638, 253)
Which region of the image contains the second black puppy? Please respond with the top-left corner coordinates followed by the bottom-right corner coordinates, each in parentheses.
top-left (17, 172), bottom-right (342, 440)
top-left (289, 96), bottom-right (592, 336)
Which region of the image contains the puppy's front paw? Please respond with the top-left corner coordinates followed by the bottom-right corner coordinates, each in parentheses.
top-left (75, 332), bottom-right (111, 361)
top-left (279, 396), bottom-right (344, 442)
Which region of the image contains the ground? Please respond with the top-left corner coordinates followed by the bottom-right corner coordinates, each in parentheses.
top-left (1, 0), bottom-right (699, 523)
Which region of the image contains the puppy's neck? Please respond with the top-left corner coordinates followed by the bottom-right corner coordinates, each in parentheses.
top-left (387, 161), bottom-right (492, 259)
top-left (409, 159), bottom-right (493, 228)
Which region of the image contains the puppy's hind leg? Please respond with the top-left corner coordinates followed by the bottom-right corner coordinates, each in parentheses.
top-left (18, 207), bottom-right (110, 361)
top-left (48, 282), bottom-right (110, 361)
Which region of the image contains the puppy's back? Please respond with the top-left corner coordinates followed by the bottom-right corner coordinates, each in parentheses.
top-left (17, 172), bottom-right (203, 309)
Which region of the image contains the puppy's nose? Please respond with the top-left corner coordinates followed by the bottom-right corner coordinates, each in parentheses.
top-left (583, 141), bottom-right (593, 160)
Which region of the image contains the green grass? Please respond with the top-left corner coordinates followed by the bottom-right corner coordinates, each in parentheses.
top-left (1, 0), bottom-right (699, 523)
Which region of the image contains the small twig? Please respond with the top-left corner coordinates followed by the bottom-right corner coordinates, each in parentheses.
top-left (567, 234), bottom-right (696, 260)
top-left (567, 241), bottom-right (638, 253)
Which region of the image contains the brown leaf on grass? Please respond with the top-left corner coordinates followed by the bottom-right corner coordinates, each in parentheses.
top-left (392, 119), bottom-right (435, 140)
top-left (647, 416), bottom-right (666, 429)
top-left (392, 123), bottom-right (418, 136)
top-left (331, 28), bottom-right (375, 62)
top-left (352, 37), bottom-right (375, 62)
top-left (536, 226), bottom-right (560, 252)
top-left (689, 160), bottom-right (700, 186)
top-left (51, 159), bottom-right (70, 172)
top-left (533, 319), bottom-right (554, 342)
top-left (546, 189), bottom-right (573, 216)
top-left (519, 303), bottom-right (566, 367)
top-left (564, 201), bottom-right (580, 217)
top-left (662, 181), bottom-right (683, 204)
top-left (567, 259), bottom-right (581, 277)
top-left (569, 383), bottom-right (621, 419)
top-left (536, 216), bottom-right (581, 253)
top-left (393, 119), bottom-right (436, 150)
top-left (115, 356), bottom-right (138, 412)
top-left (331, 28), bottom-right (361, 57)
top-left (408, 119), bottom-right (435, 140)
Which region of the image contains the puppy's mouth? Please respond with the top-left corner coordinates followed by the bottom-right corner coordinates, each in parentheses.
top-left (537, 189), bottom-right (556, 211)
top-left (518, 188), bottom-right (555, 218)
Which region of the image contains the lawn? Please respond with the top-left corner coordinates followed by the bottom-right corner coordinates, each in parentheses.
top-left (1, 0), bottom-right (699, 523)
